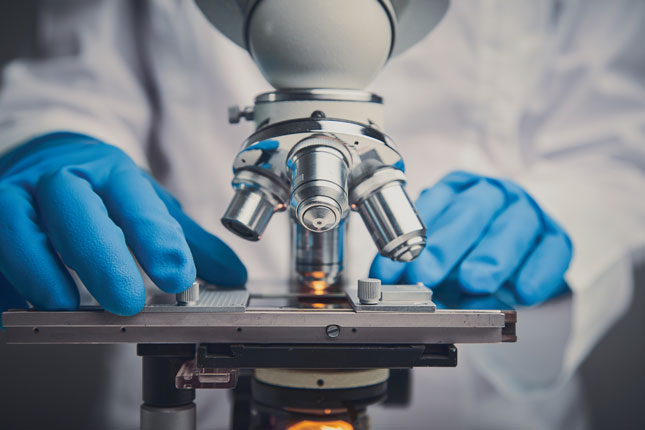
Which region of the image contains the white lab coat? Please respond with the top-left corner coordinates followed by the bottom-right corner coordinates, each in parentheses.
top-left (0, 0), bottom-right (644, 429)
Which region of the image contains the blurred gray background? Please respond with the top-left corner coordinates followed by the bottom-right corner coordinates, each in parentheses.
top-left (1, 2), bottom-right (644, 429)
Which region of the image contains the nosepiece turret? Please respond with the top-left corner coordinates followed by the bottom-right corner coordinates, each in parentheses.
top-left (221, 90), bottom-right (426, 270)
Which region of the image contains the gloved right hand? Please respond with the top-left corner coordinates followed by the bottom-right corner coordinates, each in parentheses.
top-left (0, 132), bottom-right (246, 317)
top-left (369, 171), bottom-right (572, 306)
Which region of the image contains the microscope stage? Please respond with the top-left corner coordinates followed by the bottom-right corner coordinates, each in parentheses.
top-left (1, 283), bottom-right (516, 347)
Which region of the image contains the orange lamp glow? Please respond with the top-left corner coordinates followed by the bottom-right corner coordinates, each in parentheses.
top-left (311, 281), bottom-right (327, 295)
top-left (287, 420), bottom-right (353, 430)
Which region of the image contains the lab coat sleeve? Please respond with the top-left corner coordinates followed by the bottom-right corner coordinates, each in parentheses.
top-left (473, 1), bottom-right (645, 394)
top-left (0, 0), bottom-right (151, 167)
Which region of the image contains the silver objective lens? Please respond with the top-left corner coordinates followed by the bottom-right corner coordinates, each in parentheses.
top-left (221, 171), bottom-right (288, 241)
top-left (351, 168), bottom-right (426, 262)
top-left (288, 139), bottom-right (350, 233)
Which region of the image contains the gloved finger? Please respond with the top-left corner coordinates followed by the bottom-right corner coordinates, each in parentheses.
top-left (98, 167), bottom-right (195, 294)
top-left (414, 170), bottom-right (479, 226)
top-left (0, 186), bottom-right (79, 310)
top-left (150, 179), bottom-right (247, 286)
top-left (404, 179), bottom-right (506, 286)
top-left (458, 191), bottom-right (541, 294)
top-left (455, 294), bottom-right (510, 311)
top-left (437, 170), bottom-right (482, 190)
top-left (514, 224), bottom-right (572, 306)
top-left (35, 170), bottom-right (146, 316)
top-left (369, 255), bottom-right (407, 284)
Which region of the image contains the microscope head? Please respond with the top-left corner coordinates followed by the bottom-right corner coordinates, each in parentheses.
top-left (220, 90), bottom-right (426, 264)
top-left (246, 0), bottom-right (393, 89)
top-left (196, 0), bottom-right (449, 89)
top-left (196, 0), bottom-right (449, 285)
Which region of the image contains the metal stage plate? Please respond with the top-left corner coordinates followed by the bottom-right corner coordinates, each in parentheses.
top-left (1, 283), bottom-right (516, 345)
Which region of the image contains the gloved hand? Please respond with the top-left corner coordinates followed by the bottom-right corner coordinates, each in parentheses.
top-left (370, 171), bottom-right (573, 306)
top-left (0, 132), bottom-right (246, 317)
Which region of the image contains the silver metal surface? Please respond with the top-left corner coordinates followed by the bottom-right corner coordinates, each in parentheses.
top-left (325, 324), bottom-right (341, 338)
top-left (255, 89), bottom-right (383, 104)
top-left (252, 92), bottom-right (385, 129)
top-left (300, 204), bottom-right (336, 232)
top-left (381, 284), bottom-right (433, 302)
top-left (1, 309), bottom-right (504, 344)
top-left (149, 288), bottom-right (249, 313)
top-left (221, 170), bottom-right (289, 241)
top-left (288, 138), bottom-right (350, 232)
top-left (176, 282), bottom-right (200, 306)
top-left (358, 278), bottom-right (382, 305)
top-left (176, 361), bottom-right (238, 389)
top-left (231, 117), bottom-right (402, 185)
top-left (347, 284), bottom-right (436, 312)
top-left (293, 222), bottom-right (344, 285)
top-left (3, 310), bottom-right (504, 344)
top-left (221, 188), bottom-right (276, 240)
top-left (140, 403), bottom-right (195, 430)
top-left (228, 105), bottom-right (254, 124)
top-left (351, 168), bottom-right (426, 262)
top-left (2, 281), bottom-right (506, 344)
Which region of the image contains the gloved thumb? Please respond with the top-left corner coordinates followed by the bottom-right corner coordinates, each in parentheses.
top-left (148, 178), bottom-right (247, 286)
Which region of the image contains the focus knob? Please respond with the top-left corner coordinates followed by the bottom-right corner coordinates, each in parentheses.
top-left (358, 278), bottom-right (382, 305)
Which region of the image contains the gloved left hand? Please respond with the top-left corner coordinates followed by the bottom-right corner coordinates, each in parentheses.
top-left (0, 132), bottom-right (246, 318)
top-left (370, 171), bottom-right (573, 305)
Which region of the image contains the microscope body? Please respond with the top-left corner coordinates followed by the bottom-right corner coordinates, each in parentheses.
top-left (195, 0), bottom-right (450, 289)
top-left (223, 90), bottom-right (426, 288)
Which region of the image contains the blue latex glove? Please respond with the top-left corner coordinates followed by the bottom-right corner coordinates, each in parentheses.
top-left (370, 171), bottom-right (573, 306)
top-left (0, 132), bottom-right (246, 317)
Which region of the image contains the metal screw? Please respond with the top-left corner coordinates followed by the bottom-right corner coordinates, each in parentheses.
top-left (325, 324), bottom-right (340, 338)
top-left (228, 105), bottom-right (254, 124)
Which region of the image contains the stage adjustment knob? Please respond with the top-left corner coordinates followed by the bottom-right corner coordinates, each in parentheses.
top-left (358, 278), bottom-right (381, 305)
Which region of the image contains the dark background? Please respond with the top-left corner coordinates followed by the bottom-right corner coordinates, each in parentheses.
top-left (1, 2), bottom-right (644, 429)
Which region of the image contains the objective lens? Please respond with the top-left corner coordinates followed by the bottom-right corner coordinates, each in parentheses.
top-left (221, 188), bottom-right (276, 241)
top-left (288, 140), bottom-right (350, 232)
top-left (221, 170), bottom-right (289, 241)
top-left (357, 183), bottom-right (425, 262)
top-left (350, 168), bottom-right (426, 262)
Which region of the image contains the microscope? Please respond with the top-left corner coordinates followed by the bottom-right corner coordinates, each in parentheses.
top-left (214, 0), bottom-right (444, 291)
top-left (2, 2), bottom-right (517, 429)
